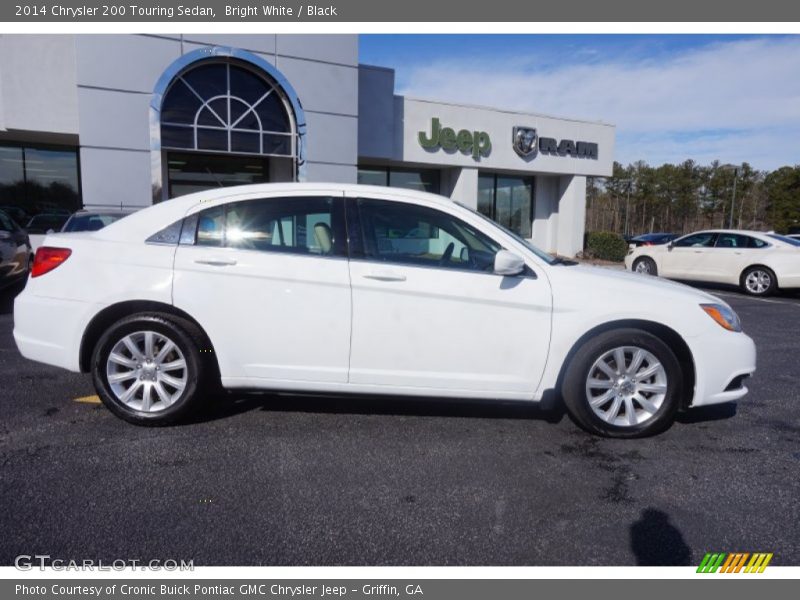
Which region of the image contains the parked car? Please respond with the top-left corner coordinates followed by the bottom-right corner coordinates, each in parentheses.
top-left (0, 209), bottom-right (33, 290)
top-left (0, 205), bottom-right (32, 228)
top-left (25, 213), bottom-right (71, 253)
top-left (625, 229), bottom-right (800, 296)
top-left (14, 184), bottom-right (756, 438)
top-left (61, 209), bottom-right (136, 233)
top-left (628, 232), bottom-right (678, 247)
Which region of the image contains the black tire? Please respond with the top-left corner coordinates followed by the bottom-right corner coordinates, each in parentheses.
top-left (632, 257), bottom-right (658, 276)
top-left (91, 313), bottom-right (213, 426)
top-left (562, 328), bottom-right (682, 438)
top-left (740, 265), bottom-right (777, 296)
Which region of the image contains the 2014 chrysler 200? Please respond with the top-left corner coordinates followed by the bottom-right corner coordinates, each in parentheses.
top-left (14, 184), bottom-right (756, 437)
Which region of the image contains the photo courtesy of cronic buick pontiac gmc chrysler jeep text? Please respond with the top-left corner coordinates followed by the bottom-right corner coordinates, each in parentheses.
top-left (13, 184), bottom-right (756, 437)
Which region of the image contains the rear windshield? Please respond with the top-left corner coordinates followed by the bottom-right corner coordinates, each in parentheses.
top-left (768, 234), bottom-right (800, 247)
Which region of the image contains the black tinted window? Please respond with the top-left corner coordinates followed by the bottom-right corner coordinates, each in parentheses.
top-left (675, 232), bottom-right (716, 248)
top-left (715, 233), bottom-right (749, 248)
top-left (195, 197), bottom-right (345, 257)
top-left (356, 198), bottom-right (501, 272)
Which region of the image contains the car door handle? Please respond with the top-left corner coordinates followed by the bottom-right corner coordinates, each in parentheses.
top-left (363, 270), bottom-right (406, 282)
top-left (194, 257), bottom-right (237, 267)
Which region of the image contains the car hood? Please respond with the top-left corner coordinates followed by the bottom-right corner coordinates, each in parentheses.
top-left (551, 264), bottom-right (724, 304)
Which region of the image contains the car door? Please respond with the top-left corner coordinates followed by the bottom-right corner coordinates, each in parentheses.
top-left (660, 232), bottom-right (718, 280)
top-left (346, 195), bottom-right (552, 397)
top-left (172, 193), bottom-right (352, 384)
top-left (704, 232), bottom-right (752, 283)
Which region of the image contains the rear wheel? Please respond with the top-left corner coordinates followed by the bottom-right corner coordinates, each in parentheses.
top-left (92, 313), bottom-right (211, 425)
top-left (562, 328), bottom-right (682, 438)
top-left (741, 266), bottom-right (776, 296)
top-left (633, 257), bottom-right (657, 276)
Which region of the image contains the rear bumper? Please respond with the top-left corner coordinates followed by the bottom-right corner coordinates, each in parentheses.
top-left (13, 291), bottom-right (91, 372)
top-left (688, 329), bottom-right (756, 407)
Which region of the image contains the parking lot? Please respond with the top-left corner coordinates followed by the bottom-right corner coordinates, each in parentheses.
top-left (0, 280), bottom-right (798, 566)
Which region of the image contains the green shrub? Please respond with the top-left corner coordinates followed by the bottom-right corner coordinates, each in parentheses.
top-left (585, 231), bottom-right (628, 262)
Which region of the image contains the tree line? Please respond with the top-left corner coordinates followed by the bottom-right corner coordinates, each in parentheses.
top-left (586, 160), bottom-right (800, 237)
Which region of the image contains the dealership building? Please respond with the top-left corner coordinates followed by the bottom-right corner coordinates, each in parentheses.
top-left (0, 34), bottom-right (614, 256)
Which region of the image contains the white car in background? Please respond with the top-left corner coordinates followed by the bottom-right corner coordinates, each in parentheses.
top-left (14, 184), bottom-right (756, 438)
top-left (625, 229), bottom-right (800, 296)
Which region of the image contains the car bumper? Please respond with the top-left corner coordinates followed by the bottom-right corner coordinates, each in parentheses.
top-left (13, 291), bottom-right (90, 372)
top-left (688, 329), bottom-right (756, 407)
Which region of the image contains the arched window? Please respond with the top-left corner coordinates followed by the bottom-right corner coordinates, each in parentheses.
top-left (160, 61), bottom-right (296, 157)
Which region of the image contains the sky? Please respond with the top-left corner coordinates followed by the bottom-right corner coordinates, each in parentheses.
top-left (359, 35), bottom-right (800, 171)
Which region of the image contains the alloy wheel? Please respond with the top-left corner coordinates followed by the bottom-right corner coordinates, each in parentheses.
top-left (584, 346), bottom-right (668, 427)
top-left (745, 269), bottom-right (771, 295)
top-left (105, 330), bottom-right (188, 412)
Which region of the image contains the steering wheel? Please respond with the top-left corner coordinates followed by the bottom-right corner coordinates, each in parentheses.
top-left (440, 242), bottom-right (455, 266)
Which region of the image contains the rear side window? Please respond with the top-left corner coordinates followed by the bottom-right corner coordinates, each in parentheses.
top-left (193, 196), bottom-right (346, 257)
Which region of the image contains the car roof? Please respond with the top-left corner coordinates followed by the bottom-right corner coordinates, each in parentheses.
top-left (91, 183), bottom-right (457, 243)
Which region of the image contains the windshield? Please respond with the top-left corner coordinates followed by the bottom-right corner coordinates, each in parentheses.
top-left (767, 233), bottom-right (800, 247)
top-left (63, 213), bottom-right (128, 232)
top-left (455, 201), bottom-right (558, 265)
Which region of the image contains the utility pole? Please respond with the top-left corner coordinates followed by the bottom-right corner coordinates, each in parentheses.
top-left (729, 168), bottom-right (739, 229)
top-left (624, 180), bottom-right (632, 237)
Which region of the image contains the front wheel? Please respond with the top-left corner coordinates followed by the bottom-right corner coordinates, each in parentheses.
top-left (562, 329), bottom-right (682, 438)
top-left (633, 257), bottom-right (657, 276)
top-left (741, 266), bottom-right (776, 296)
top-left (92, 313), bottom-right (210, 425)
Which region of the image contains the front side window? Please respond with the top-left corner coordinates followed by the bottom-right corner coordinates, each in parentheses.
top-left (675, 232), bottom-right (716, 248)
top-left (194, 196), bottom-right (345, 257)
top-left (356, 198), bottom-right (501, 272)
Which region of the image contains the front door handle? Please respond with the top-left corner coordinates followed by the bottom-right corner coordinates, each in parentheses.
top-left (195, 257), bottom-right (237, 267)
top-left (363, 270), bottom-right (406, 282)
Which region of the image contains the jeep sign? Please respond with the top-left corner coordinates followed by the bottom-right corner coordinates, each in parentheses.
top-left (418, 118), bottom-right (492, 160)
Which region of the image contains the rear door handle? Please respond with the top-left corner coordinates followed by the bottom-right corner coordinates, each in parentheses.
top-left (195, 257), bottom-right (237, 267)
top-left (363, 270), bottom-right (406, 282)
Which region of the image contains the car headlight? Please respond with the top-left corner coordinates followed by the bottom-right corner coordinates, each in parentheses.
top-left (700, 303), bottom-right (742, 332)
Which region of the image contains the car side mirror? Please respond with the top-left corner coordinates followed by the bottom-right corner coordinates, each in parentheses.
top-left (494, 250), bottom-right (525, 276)
top-left (667, 241), bottom-right (675, 250)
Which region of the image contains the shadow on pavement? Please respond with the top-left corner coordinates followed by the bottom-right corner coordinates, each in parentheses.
top-left (677, 402), bottom-right (737, 424)
top-left (0, 280), bottom-right (25, 315)
top-left (630, 507), bottom-right (692, 566)
top-left (195, 389), bottom-right (569, 425)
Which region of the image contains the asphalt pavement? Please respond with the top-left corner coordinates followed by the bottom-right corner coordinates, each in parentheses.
top-left (1, 279), bottom-right (798, 566)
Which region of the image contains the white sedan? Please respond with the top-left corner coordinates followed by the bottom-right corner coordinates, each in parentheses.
top-left (14, 184), bottom-right (756, 438)
top-left (625, 229), bottom-right (800, 296)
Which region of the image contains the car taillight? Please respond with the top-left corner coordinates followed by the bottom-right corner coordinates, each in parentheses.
top-left (31, 247), bottom-right (72, 278)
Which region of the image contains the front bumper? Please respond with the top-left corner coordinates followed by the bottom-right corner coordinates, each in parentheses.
top-left (688, 329), bottom-right (756, 407)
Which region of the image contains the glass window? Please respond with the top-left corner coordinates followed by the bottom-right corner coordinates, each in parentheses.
top-left (357, 166), bottom-right (440, 194)
top-left (477, 173), bottom-right (534, 238)
top-left (196, 205), bottom-right (225, 247)
top-left (167, 152), bottom-right (270, 199)
top-left (0, 210), bottom-right (18, 232)
top-left (715, 233), bottom-right (750, 248)
top-left (195, 197), bottom-right (345, 257)
top-left (160, 61), bottom-right (294, 157)
top-left (767, 234), bottom-right (800, 247)
top-left (0, 143), bottom-right (81, 221)
top-left (357, 167), bottom-right (389, 187)
top-left (675, 232), bottom-right (716, 248)
top-left (357, 198), bottom-right (501, 272)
